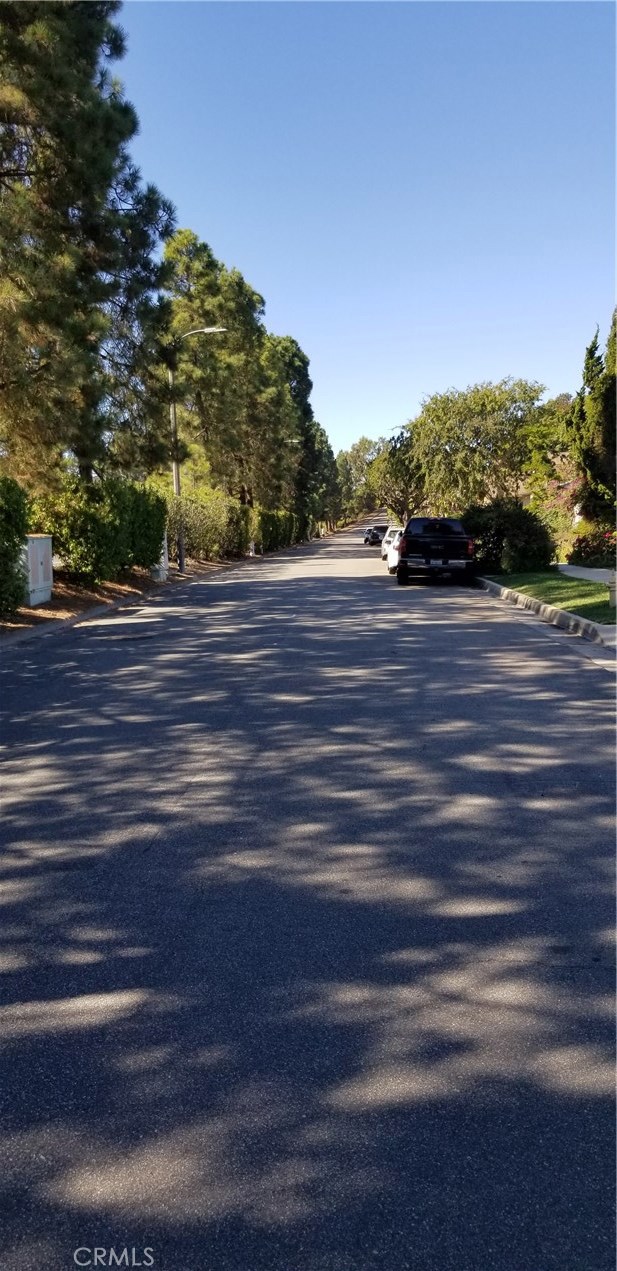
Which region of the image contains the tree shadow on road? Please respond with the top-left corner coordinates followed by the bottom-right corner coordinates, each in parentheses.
top-left (1, 550), bottom-right (614, 1270)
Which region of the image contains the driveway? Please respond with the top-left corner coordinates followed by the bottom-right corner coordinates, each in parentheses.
top-left (558, 564), bottom-right (613, 583)
top-left (1, 529), bottom-right (614, 1271)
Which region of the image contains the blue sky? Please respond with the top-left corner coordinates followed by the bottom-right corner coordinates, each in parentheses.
top-left (119, 2), bottom-right (615, 455)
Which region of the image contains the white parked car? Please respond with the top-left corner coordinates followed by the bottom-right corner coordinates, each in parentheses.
top-left (385, 529), bottom-right (403, 573)
top-left (381, 525), bottom-right (404, 561)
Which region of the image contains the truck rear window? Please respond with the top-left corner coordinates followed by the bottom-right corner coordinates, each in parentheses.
top-left (405, 519), bottom-right (465, 535)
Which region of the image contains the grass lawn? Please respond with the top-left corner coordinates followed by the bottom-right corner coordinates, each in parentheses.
top-left (486, 570), bottom-right (616, 626)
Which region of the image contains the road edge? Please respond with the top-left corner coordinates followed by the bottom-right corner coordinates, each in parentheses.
top-left (478, 577), bottom-right (615, 648)
top-left (0, 532), bottom-right (342, 649)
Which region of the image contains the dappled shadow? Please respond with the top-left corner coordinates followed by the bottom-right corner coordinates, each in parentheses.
top-left (1, 531), bottom-right (614, 1270)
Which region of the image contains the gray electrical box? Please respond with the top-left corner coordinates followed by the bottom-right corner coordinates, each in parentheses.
top-left (21, 535), bottom-right (53, 606)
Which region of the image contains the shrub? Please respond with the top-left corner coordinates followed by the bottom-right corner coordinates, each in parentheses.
top-left (164, 495), bottom-right (298, 561)
top-left (530, 491), bottom-right (580, 563)
top-left (222, 501), bottom-right (251, 557)
top-left (31, 479), bottom-right (113, 584)
top-left (0, 475), bottom-right (29, 616)
top-left (165, 492), bottom-right (251, 561)
top-left (167, 494), bottom-right (225, 560)
top-left (125, 486), bottom-right (167, 569)
top-left (461, 499), bottom-right (556, 573)
top-left (254, 509), bottom-right (298, 553)
top-left (31, 477), bottom-right (166, 584)
top-left (567, 527), bottom-right (616, 568)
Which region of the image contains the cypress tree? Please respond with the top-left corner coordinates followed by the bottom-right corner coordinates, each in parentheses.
top-left (567, 313), bottom-right (616, 520)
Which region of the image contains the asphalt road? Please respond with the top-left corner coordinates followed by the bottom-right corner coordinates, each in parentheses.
top-left (1, 528), bottom-right (615, 1271)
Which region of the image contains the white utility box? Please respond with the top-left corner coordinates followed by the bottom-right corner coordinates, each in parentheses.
top-left (21, 535), bottom-right (53, 606)
top-left (150, 531), bottom-right (169, 582)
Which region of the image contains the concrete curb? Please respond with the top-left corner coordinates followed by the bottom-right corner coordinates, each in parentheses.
top-left (478, 577), bottom-right (615, 648)
top-left (0, 597), bottom-right (142, 647)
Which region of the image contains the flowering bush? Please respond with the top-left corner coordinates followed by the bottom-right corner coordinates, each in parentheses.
top-left (530, 474), bottom-right (583, 560)
top-left (567, 527), bottom-right (616, 568)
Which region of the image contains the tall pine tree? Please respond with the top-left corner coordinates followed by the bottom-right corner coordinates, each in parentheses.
top-left (162, 229), bottom-right (268, 503)
top-left (267, 334), bottom-right (339, 533)
top-left (0, 1), bottom-right (174, 488)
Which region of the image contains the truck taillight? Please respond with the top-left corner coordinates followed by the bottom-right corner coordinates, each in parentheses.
top-left (466, 538), bottom-right (475, 556)
top-left (398, 538), bottom-right (407, 554)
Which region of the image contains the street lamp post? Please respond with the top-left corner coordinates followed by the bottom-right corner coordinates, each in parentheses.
top-left (168, 326), bottom-right (226, 572)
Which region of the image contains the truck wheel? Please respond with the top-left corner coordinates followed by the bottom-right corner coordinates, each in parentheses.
top-left (397, 569), bottom-right (409, 586)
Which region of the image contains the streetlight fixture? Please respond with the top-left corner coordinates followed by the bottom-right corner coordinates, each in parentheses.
top-left (168, 326), bottom-right (226, 572)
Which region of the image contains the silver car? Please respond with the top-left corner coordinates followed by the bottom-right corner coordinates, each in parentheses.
top-left (385, 529), bottom-right (403, 573)
top-left (381, 525), bottom-right (404, 561)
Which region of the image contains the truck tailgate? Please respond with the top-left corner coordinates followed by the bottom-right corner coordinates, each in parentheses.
top-left (404, 533), bottom-right (468, 560)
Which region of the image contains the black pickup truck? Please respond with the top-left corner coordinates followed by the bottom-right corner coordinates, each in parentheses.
top-left (396, 517), bottom-right (476, 585)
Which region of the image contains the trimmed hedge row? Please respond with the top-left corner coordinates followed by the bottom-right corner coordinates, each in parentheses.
top-left (164, 495), bottom-right (302, 561)
top-left (165, 492), bottom-right (251, 561)
top-left (254, 509), bottom-right (299, 553)
top-left (0, 475), bottom-right (29, 617)
top-left (31, 477), bottom-right (166, 584)
top-left (461, 499), bottom-right (555, 573)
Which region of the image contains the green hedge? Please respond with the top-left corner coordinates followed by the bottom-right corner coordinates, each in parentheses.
top-left (165, 492), bottom-right (251, 561)
top-left (0, 475), bottom-right (29, 616)
top-left (164, 495), bottom-right (300, 561)
top-left (31, 477), bottom-right (166, 584)
top-left (123, 484), bottom-right (168, 569)
top-left (461, 499), bottom-right (555, 573)
top-left (253, 509), bottom-right (299, 553)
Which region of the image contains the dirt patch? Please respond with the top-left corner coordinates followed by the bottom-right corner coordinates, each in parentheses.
top-left (0, 559), bottom-right (233, 639)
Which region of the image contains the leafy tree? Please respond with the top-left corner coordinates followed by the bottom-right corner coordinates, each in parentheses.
top-left (367, 429), bottom-right (427, 522)
top-left (523, 394), bottom-right (573, 496)
top-left (335, 452), bottom-right (354, 519)
top-left (335, 436), bottom-right (380, 517)
top-left (412, 378), bottom-right (544, 513)
top-left (312, 425), bottom-right (341, 528)
top-left (566, 313), bottom-right (616, 521)
top-left (0, 1), bottom-right (174, 489)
